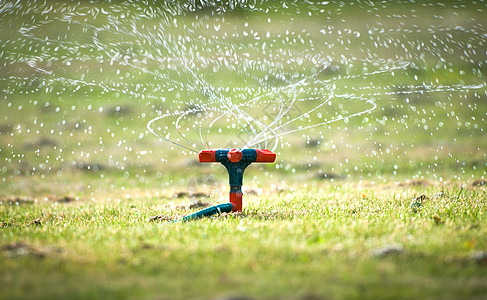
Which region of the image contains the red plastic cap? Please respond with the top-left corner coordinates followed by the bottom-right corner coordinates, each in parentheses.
top-left (255, 149), bottom-right (276, 162)
top-left (227, 148), bottom-right (243, 163)
top-left (199, 150), bottom-right (217, 162)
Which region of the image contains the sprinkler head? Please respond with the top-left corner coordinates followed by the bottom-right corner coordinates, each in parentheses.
top-left (227, 148), bottom-right (243, 162)
top-left (199, 148), bottom-right (276, 212)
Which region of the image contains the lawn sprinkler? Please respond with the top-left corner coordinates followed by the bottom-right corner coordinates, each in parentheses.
top-left (175, 148), bottom-right (276, 222)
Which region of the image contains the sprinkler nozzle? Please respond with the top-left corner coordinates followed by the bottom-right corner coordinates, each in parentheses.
top-left (227, 148), bottom-right (243, 162)
top-left (199, 148), bottom-right (276, 212)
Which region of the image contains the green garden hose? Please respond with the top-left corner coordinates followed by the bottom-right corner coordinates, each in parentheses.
top-left (174, 202), bottom-right (234, 222)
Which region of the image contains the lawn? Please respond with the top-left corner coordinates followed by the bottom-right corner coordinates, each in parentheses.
top-left (1, 181), bottom-right (486, 300)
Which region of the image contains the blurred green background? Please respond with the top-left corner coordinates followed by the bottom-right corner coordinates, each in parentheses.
top-left (0, 0), bottom-right (486, 200)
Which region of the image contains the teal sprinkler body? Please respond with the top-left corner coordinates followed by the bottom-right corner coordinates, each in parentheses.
top-left (175, 149), bottom-right (276, 222)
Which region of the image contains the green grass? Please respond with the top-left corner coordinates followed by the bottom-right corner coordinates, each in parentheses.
top-left (1, 182), bottom-right (486, 300)
top-left (1, 1), bottom-right (487, 299)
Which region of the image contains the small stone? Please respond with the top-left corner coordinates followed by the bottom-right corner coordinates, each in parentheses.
top-left (371, 244), bottom-right (403, 257)
top-left (148, 215), bottom-right (173, 222)
top-left (432, 191), bottom-right (445, 199)
top-left (472, 179), bottom-right (486, 187)
top-left (470, 251), bottom-right (487, 266)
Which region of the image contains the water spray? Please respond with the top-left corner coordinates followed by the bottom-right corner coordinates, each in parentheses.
top-left (175, 148), bottom-right (276, 221)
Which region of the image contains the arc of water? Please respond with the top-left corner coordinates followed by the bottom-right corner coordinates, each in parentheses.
top-left (178, 59), bottom-right (260, 148)
top-left (110, 18), bottom-right (260, 152)
top-left (245, 78), bottom-right (485, 150)
top-left (246, 91), bottom-right (336, 151)
top-left (244, 91), bottom-right (298, 151)
top-left (203, 112), bottom-right (224, 148)
top-left (147, 113), bottom-right (199, 153)
top-left (260, 94), bottom-right (289, 150)
top-left (174, 106), bottom-right (206, 151)
top-left (243, 61), bottom-right (412, 150)
top-left (203, 91), bottom-right (281, 150)
top-left (245, 97), bottom-right (377, 149)
top-left (14, 6), bottom-right (414, 154)
top-left (242, 62), bottom-right (332, 149)
top-left (198, 59), bottom-right (411, 151)
top-left (244, 79), bottom-right (322, 150)
top-left (249, 84), bottom-right (303, 150)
